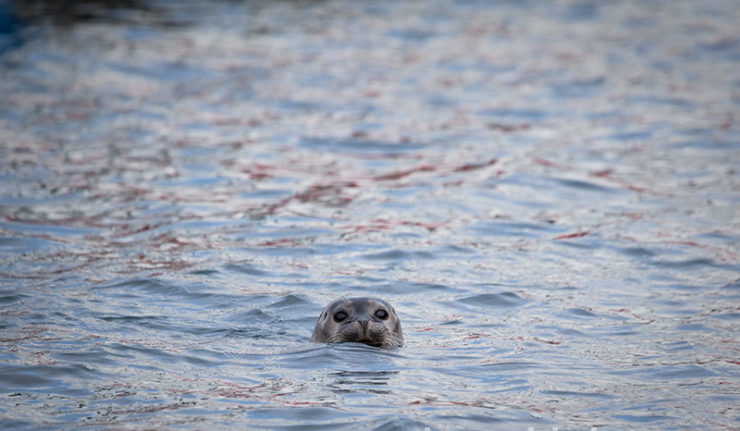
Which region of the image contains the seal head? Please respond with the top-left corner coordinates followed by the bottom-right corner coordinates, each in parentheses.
top-left (311, 297), bottom-right (403, 348)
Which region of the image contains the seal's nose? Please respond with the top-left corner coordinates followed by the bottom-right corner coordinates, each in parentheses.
top-left (358, 319), bottom-right (369, 335)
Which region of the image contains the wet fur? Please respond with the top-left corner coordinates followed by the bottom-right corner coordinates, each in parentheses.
top-left (311, 297), bottom-right (404, 349)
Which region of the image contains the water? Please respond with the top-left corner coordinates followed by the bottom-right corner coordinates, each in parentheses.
top-left (0, 0), bottom-right (738, 429)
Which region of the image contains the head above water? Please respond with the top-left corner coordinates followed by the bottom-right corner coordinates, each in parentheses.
top-left (311, 297), bottom-right (404, 349)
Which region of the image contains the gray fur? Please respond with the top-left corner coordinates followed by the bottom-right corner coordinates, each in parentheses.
top-left (311, 297), bottom-right (404, 348)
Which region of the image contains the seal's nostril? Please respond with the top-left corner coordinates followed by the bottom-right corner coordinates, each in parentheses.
top-left (358, 320), bottom-right (368, 333)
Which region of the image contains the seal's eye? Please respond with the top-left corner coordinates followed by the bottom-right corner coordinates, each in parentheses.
top-left (374, 309), bottom-right (388, 320)
top-left (333, 311), bottom-right (348, 322)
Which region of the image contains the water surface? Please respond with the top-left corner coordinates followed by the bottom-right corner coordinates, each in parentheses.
top-left (0, 0), bottom-right (738, 429)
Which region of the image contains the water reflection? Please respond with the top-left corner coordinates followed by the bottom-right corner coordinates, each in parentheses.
top-left (330, 369), bottom-right (398, 395)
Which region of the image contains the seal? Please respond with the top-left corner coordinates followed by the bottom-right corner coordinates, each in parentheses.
top-left (311, 297), bottom-right (404, 348)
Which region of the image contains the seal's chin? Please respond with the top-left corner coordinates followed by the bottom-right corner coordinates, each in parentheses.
top-left (339, 333), bottom-right (382, 347)
top-left (355, 338), bottom-right (382, 347)
top-left (329, 329), bottom-right (401, 349)
top-left (334, 329), bottom-right (387, 347)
